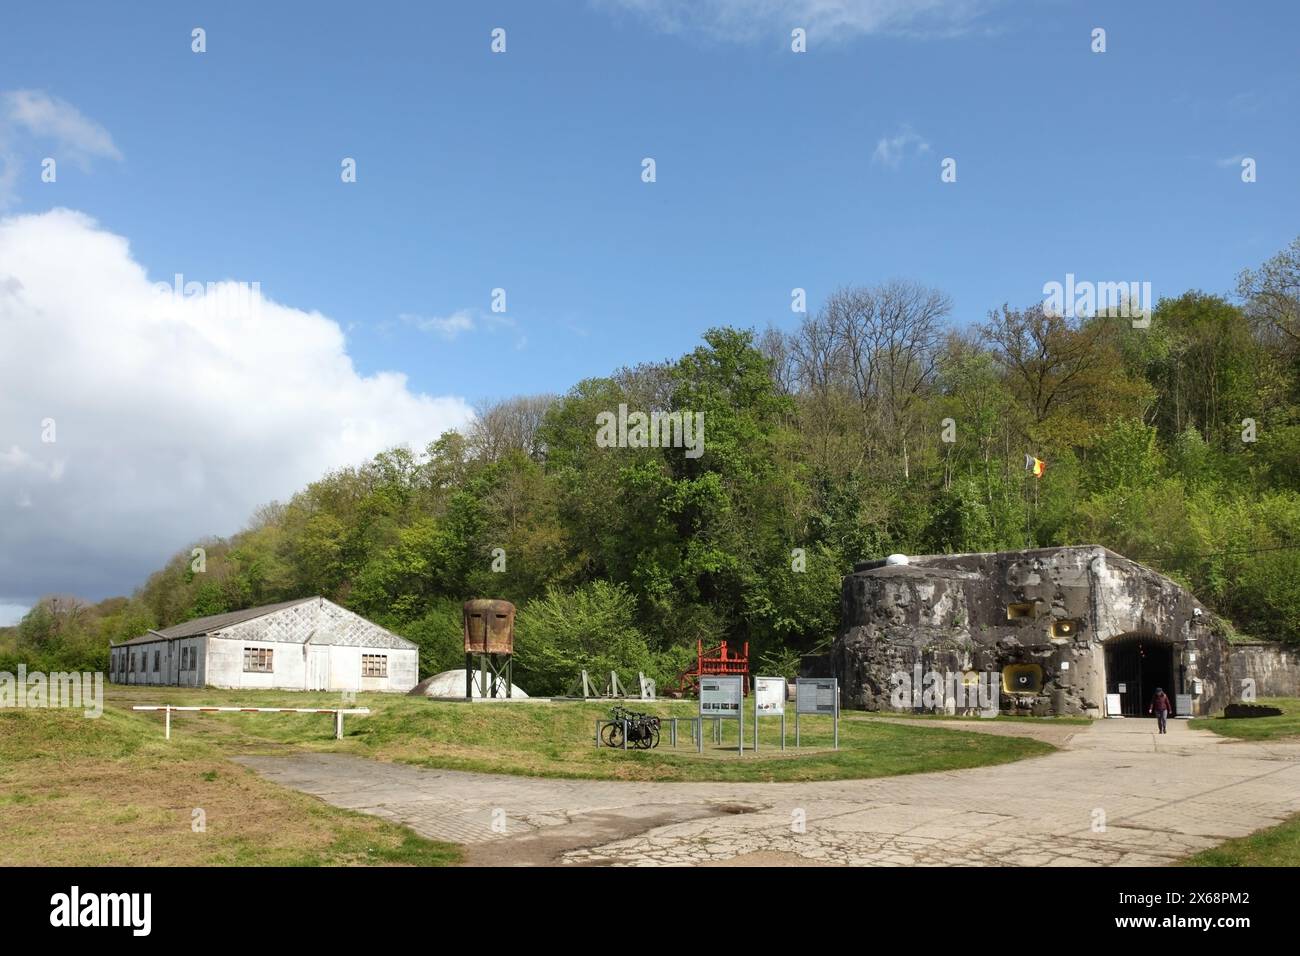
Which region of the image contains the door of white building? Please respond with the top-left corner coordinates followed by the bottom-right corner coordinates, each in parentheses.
top-left (307, 645), bottom-right (329, 691)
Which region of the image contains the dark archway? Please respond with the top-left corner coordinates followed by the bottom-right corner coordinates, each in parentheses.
top-left (1104, 635), bottom-right (1176, 717)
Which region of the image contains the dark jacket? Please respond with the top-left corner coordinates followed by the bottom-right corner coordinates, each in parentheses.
top-left (1150, 692), bottom-right (1173, 714)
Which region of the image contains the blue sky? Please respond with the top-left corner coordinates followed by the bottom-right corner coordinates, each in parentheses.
top-left (6, 0), bottom-right (1296, 396)
top-left (1, 0), bottom-right (1298, 615)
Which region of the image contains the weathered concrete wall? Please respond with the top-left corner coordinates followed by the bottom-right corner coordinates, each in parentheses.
top-left (834, 546), bottom-right (1231, 718)
top-left (207, 637), bottom-right (290, 690)
top-left (215, 599), bottom-right (418, 691)
top-left (1229, 642), bottom-right (1300, 699)
top-left (110, 599), bottom-right (418, 692)
top-left (113, 638), bottom-right (202, 686)
top-left (204, 638), bottom-right (417, 692)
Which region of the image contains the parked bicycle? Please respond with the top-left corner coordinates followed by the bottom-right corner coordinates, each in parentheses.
top-left (602, 705), bottom-right (661, 749)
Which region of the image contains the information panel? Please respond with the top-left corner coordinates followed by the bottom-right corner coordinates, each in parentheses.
top-left (699, 676), bottom-right (742, 717)
top-left (796, 678), bottom-right (837, 715)
top-left (793, 677), bottom-right (839, 750)
top-left (754, 676), bottom-right (786, 716)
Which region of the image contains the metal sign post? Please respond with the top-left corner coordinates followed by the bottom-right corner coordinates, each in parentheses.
top-left (699, 675), bottom-right (744, 755)
top-left (753, 676), bottom-right (787, 752)
top-left (794, 677), bottom-right (839, 750)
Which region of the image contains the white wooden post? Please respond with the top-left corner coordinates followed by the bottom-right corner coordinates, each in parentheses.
top-left (133, 705), bottom-right (369, 739)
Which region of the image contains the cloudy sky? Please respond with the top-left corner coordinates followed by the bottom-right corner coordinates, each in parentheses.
top-left (2, 0), bottom-right (1298, 621)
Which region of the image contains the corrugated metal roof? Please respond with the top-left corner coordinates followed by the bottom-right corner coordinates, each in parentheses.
top-left (115, 597), bottom-right (319, 646)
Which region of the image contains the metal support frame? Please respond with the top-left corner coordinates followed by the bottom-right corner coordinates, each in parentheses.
top-left (752, 676), bottom-right (788, 752)
top-left (569, 669), bottom-right (657, 701)
top-left (753, 710), bottom-right (787, 752)
top-left (793, 677), bottom-right (839, 750)
top-left (466, 652), bottom-right (512, 699)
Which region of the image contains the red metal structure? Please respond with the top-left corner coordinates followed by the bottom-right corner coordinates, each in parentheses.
top-left (671, 639), bottom-right (750, 697)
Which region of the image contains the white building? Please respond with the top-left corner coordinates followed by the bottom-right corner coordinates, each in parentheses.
top-left (109, 597), bottom-right (419, 693)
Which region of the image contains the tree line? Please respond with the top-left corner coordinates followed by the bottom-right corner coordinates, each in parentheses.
top-left (6, 238), bottom-right (1299, 690)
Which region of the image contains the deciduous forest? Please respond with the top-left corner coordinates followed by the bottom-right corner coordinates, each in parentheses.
top-left (6, 239), bottom-right (1299, 694)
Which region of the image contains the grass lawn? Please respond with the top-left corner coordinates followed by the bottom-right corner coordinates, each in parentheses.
top-left (93, 684), bottom-right (1055, 784)
top-left (1180, 697), bottom-right (1300, 866)
top-left (852, 711), bottom-right (1092, 726)
top-left (1182, 812), bottom-right (1300, 866)
top-left (0, 683), bottom-right (1057, 865)
top-left (0, 704), bottom-right (462, 867)
top-left (1188, 697), bottom-right (1300, 741)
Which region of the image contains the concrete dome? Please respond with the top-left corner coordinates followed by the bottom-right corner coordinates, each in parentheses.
top-left (408, 669), bottom-right (529, 699)
top-left (885, 553), bottom-right (910, 566)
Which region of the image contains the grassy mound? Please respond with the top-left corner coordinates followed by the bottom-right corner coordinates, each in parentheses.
top-left (1189, 697), bottom-right (1300, 740)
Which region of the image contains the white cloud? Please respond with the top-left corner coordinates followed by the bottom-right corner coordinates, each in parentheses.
top-left (0, 153), bottom-right (19, 208)
top-left (402, 308), bottom-right (527, 350)
top-left (871, 124), bottom-right (930, 168)
top-left (0, 90), bottom-right (122, 207)
top-left (400, 309), bottom-right (476, 340)
top-left (593, 0), bottom-right (993, 42)
top-left (0, 209), bottom-right (473, 607)
top-left (1216, 154), bottom-right (1247, 167)
top-left (3, 90), bottom-right (122, 163)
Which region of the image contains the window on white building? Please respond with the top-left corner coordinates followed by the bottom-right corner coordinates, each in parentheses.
top-left (361, 654), bottom-right (388, 678)
top-left (243, 647), bottom-right (273, 673)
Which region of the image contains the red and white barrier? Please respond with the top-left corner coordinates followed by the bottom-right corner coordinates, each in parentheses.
top-left (132, 705), bottom-right (370, 739)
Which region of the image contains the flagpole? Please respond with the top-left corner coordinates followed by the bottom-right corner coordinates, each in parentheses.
top-left (1023, 453), bottom-right (1041, 548)
top-left (1033, 468), bottom-right (1039, 543)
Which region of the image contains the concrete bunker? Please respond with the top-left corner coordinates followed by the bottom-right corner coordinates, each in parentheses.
top-left (832, 545), bottom-right (1235, 718)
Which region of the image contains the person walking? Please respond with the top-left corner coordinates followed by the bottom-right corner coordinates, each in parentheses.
top-left (1149, 687), bottom-right (1173, 734)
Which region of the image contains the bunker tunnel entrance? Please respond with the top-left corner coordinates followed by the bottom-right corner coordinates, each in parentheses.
top-left (1104, 634), bottom-right (1176, 717)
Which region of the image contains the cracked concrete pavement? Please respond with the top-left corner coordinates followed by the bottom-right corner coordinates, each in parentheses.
top-left (233, 718), bottom-right (1300, 866)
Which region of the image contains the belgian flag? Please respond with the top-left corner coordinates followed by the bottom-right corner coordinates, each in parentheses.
top-left (1024, 454), bottom-right (1046, 478)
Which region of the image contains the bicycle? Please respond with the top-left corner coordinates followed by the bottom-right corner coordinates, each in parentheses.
top-left (602, 705), bottom-right (661, 749)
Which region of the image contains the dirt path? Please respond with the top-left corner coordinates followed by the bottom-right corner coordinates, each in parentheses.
top-left (234, 719), bottom-right (1300, 866)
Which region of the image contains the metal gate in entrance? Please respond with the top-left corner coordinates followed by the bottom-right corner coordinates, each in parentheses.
top-left (1104, 635), bottom-right (1174, 716)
